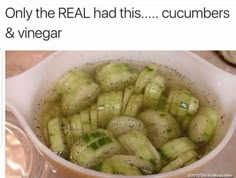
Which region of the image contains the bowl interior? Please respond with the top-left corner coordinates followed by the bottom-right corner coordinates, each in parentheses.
top-left (6, 51), bottom-right (236, 177)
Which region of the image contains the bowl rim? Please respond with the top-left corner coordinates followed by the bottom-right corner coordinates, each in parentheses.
top-left (5, 51), bottom-right (236, 178)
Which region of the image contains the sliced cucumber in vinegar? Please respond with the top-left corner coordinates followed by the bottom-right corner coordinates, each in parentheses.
top-left (188, 107), bottom-right (218, 144)
top-left (70, 135), bottom-right (121, 168)
top-left (48, 117), bottom-right (68, 158)
top-left (118, 130), bottom-right (161, 171)
top-left (134, 64), bottom-right (159, 93)
top-left (143, 75), bottom-right (166, 109)
top-left (121, 86), bottom-right (134, 114)
top-left (124, 94), bottom-right (143, 117)
top-left (160, 150), bottom-right (198, 173)
top-left (97, 91), bottom-right (123, 128)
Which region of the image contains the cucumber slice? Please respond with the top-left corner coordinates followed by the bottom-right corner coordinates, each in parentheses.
top-left (203, 107), bottom-right (218, 129)
top-left (143, 75), bottom-right (166, 109)
top-left (41, 101), bottom-right (62, 145)
top-left (166, 89), bottom-right (175, 112)
top-left (160, 150), bottom-right (198, 173)
top-left (69, 129), bottom-right (110, 163)
top-left (107, 116), bottom-right (147, 137)
top-left (90, 104), bottom-right (98, 130)
top-left (134, 64), bottom-right (159, 93)
top-left (53, 70), bottom-right (74, 95)
top-left (80, 108), bottom-right (91, 133)
top-left (139, 110), bottom-right (181, 148)
top-left (118, 130), bottom-right (161, 171)
top-left (69, 114), bottom-right (83, 142)
top-left (103, 155), bottom-right (155, 174)
top-left (183, 156), bottom-right (199, 166)
top-left (79, 129), bottom-right (110, 144)
top-left (167, 90), bottom-right (199, 129)
top-left (188, 96), bottom-right (200, 115)
top-left (96, 160), bottom-right (113, 174)
top-left (156, 95), bottom-right (168, 111)
top-left (48, 117), bottom-right (68, 158)
top-left (97, 91), bottom-right (123, 128)
top-left (188, 107), bottom-right (218, 144)
top-left (121, 86), bottom-right (134, 114)
top-left (95, 62), bottom-right (138, 92)
top-left (54, 69), bottom-right (91, 95)
top-left (159, 137), bottom-right (196, 162)
top-left (169, 90), bottom-right (191, 119)
top-left (99, 155), bottom-right (143, 175)
top-left (61, 117), bottom-right (75, 148)
top-left (70, 135), bottom-right (121, 168)
top-left (124, 94), bottom-right (143, 117)
top-left (61, 80), bottom-right (100, 116)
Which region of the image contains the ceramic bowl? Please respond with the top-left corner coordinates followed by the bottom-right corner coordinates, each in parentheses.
top-left (6, 51), bottom-right (236, 178)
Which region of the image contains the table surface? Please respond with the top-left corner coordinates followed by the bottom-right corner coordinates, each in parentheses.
top-left (5, 51), bottom-right (236, 177)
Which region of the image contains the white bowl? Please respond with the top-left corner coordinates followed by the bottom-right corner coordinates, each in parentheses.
top-left (6, 51), bottom-right (236, 178)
